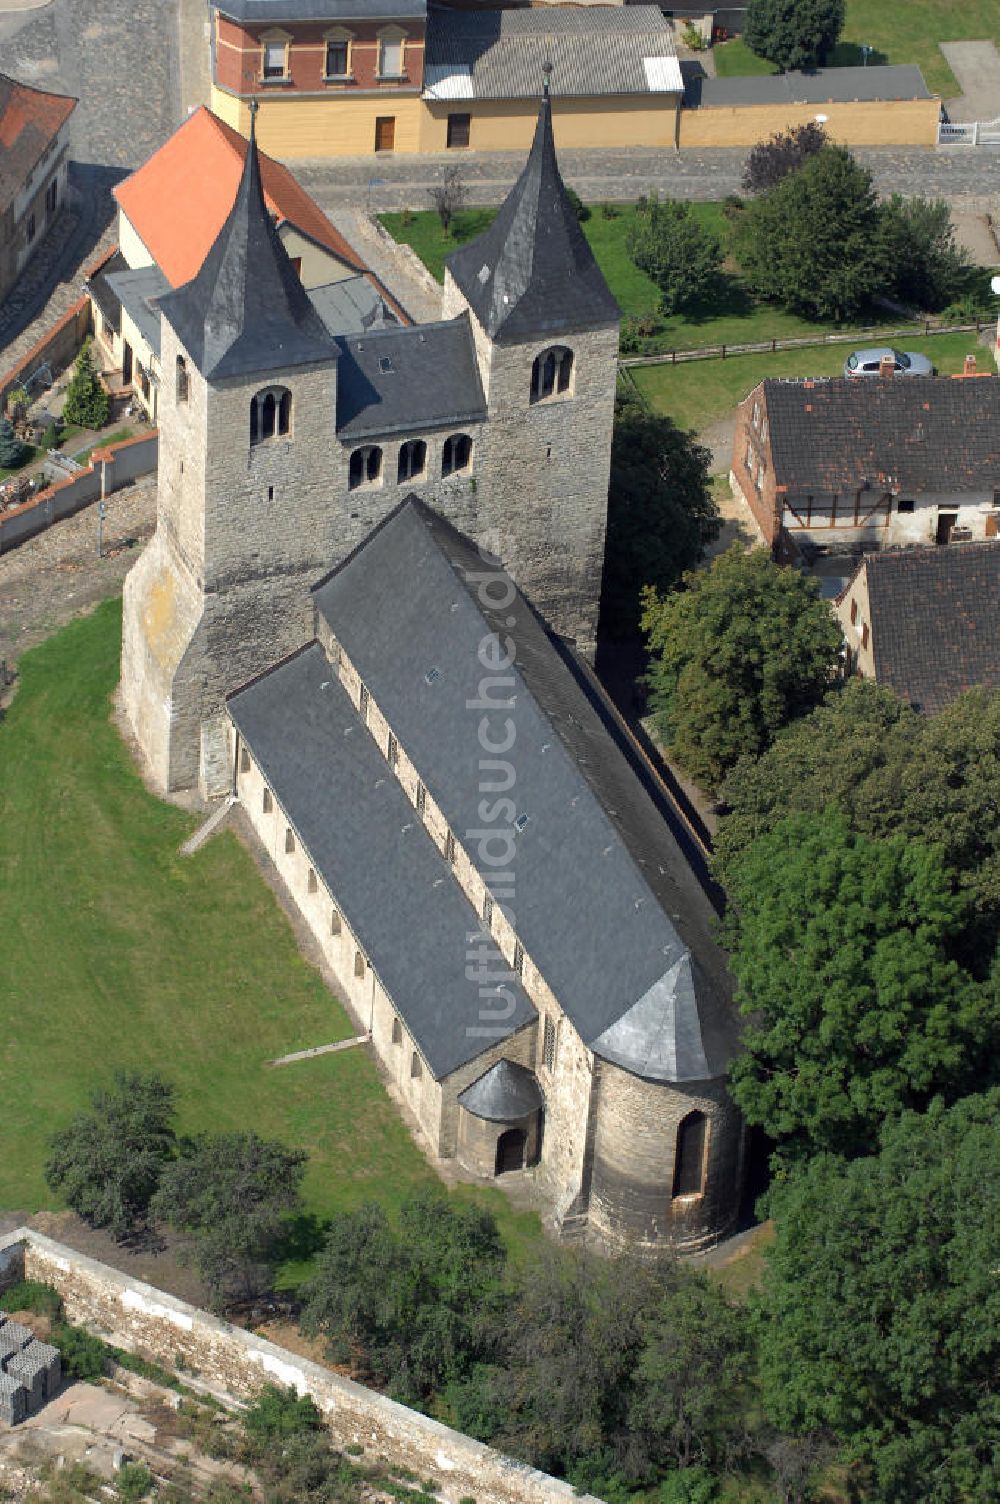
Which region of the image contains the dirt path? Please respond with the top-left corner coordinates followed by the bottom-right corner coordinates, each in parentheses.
top-left (0, 479), bottom-right (155, 674)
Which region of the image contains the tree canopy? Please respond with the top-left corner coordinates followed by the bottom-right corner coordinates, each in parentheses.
top-left (716, 682), bottom-right (1000, 968)
top-left (745, 0), bottom-right (844, 72)
top-left (741, 122), bottom-right (828, 196)
top-left (736, 146), bottom-right (884, 321)
top-left (626, 197), bottom-right (723, 315)
top-left (642, 546), bottom-right (842, 789)
top-left (758, 1092), bottom-right (1000, 1501)
top-left (879, 194), bottom-right (973, 313)
top-left (724, 809), bottom-right (998, 1162)
top-left (62, 338), bottom-right (110, 430)
top-left (602, 396), bottom-right (719, 638)
top-left (45, 1072), bottom-right (177, 1240)
top-left (152, 1130), bottom-right (306, 1309)
top-left (0, 415), bottom-right (29, 470)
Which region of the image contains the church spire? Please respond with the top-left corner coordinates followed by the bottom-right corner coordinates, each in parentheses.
top-left (446, 70), bottom-right (619, 344)
top-left (158, 103), bottom-right (338, 381)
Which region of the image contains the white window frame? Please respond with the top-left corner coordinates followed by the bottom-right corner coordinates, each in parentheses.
top-left (377, 27), bottom-right (406, 79)
top-left (323, 27), bottom-right (353, 80)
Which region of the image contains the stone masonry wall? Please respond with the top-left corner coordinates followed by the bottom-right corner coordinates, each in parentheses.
top-left (0, 1230), bottom-right (601, 1504)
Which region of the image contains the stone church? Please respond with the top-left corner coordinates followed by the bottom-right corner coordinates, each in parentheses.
top-left (121, 89), bottom-right (746, 1251)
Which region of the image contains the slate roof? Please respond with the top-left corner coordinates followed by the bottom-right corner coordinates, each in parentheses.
top-left (445, 87), bottom-right (620, 343)
top-left (215, 0), bottom-right (425, 20)
top-left (307, 274), bottom-right (398, 336)
top-left (228, 642), bottom-right (535, 1079)
top-left (105, 266), bottom-right (171, 357)
top-left (114, 107), bottom-right (366, 290)
top-left (423, 6), bottom-right (682, 102)
top-left (860, 542), bottom-right (1000, 714)
top-left (312, 499), bottom-right (739, 1083)
top-left (334, 315), bottom-right (486, 438)
top-left (86, 249), bottom-right (128, 337)
top-left (458, 1059), bottom-right (544, 1122)
top-left (761, 375), bottom-right (1000, 494)
top-left (689, 63), bottom-right (929, 109)
top-left (157, 114), bottom-right (340, 381)
top-left (0, 74), bottom-right (76, 215)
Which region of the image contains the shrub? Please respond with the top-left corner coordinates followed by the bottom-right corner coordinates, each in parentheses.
top-left (626, 196), bottom-right (722, 315)
top-left (52, 1321), bottom-right (109, 1381)
top-left (564, 186), bottom-right (591, 222)
top-left (742, 122), bottom-right (828, 195)
top-left (0, 1280), bottom-right (63, 1320)
top-left (62, 338), bottom-right (110, 430)
top-left (0, 415), bottom-right (30, 469)
top-left (600, 202), bottom-right (620, 219)
top-left (115, 1464), bottom-right (153, 1503)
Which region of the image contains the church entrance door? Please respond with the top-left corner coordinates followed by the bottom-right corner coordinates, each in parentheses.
top-left (495, 1128), bottom-right (527, 1176)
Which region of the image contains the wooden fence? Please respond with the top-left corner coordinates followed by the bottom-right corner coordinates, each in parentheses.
top-left (619, 319), bottom-right (990, 369)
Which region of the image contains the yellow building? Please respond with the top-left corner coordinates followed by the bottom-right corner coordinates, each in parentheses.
top-left (209, 0), bottom-right (683, 157)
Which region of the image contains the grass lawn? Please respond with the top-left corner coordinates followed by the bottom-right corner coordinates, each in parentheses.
top-left (382, 206), bottom-right (875, 355)
top-left (630, 330), bottom-right (986, 432)
top-left (74, 427), bottom-right (134, 467)
top-left (712, 0), bottom-right (1000, 96)
top-left (0, 600), bottom-right (541, 1271)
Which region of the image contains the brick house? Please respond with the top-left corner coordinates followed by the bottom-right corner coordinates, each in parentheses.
top-left (0, 74), bottom-right (76, 306)
top-left (208, 0), bottom-right (682, 158)
top-left (730, 366), bottom-right (1000, 559)
top-left (835, 541), bottom-right (1000, 712)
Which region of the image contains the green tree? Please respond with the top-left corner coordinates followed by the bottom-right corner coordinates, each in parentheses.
top-left (758, 1092), bottom-right (1000, 1501)
top-left (626, 197), bottom-right (723, 315)
top-left (745, 0), bottom-right (844, 71)
top-left (300, 1192), bottom-right (506, 1403)
top-left (152, 1131), bottom-right (306, 1310)
top-left (602, 396), bottom-right (719, 638)
top-left (62, 337), bottom-right (110, 430)
top-left (741, 122), bottom-right (828, 195)
top-left (642, 546), bottom-right (842, 789)
top-left (736, 147), bottom-right (884, 321)
top-left (0, 415), bottom-right (29, 469)
top-left (716, 683), bottom-right (1000, 966)
top-left (724, 809), bottom-right (998, 1162)
top-left (879, 194), bottom-right (972, 312)
top-left (45, 1072), bottom-right (177, 1239)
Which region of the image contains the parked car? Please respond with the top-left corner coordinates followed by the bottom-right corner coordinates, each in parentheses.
top-left (844, 347), bottom-right (935, 378)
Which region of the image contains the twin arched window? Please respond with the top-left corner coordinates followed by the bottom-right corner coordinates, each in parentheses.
top-left (530, 346), bottom-right (573, 405)
top-left (397, 439), bottom-right (426, 484)
top-left (442, 432), bottom-right (472, 477)
top-left (349, 444), bottom-right (383, 489)
top-left (250, 387), bottom-right (292, 446)
top-left (672, 1110), bottom-right (707, 1198)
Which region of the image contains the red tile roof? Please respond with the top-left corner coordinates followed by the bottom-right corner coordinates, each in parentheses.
top-left (0, 73), bottom-right (76, 214)
top-left (113, 106), bottom-right (365, 288)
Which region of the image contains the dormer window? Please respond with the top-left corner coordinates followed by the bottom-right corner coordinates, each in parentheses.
top-left (530, 346), bottom-right (573, 404)
top-left (250, 386), bottom-right (291, 446)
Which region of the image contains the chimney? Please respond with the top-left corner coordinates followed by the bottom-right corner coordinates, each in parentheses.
top-left (878, 353), bottom-right (895, 378)
top-left (964, 353), bottom-right (977, 376)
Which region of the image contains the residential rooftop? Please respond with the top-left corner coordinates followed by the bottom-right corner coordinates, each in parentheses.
top-left (0, 73), bottom-right (76, 214)
top-left (687, 62), bottom-right (930, 109)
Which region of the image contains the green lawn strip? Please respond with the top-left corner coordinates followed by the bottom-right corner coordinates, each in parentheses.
top-left (712, 0), bottom-right (1000, 96)
top-left (73, 428), bottom-right (134, 467)
top-left (382, 205), bottom-right (854, 353)
top-left (630, 331), bottom-right (985, 433)
top-left (0, 599), bottom-right (541, 1266)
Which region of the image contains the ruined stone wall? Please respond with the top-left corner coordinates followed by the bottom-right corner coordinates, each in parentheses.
top-left (0, 1230), bottom-right (601, 1504)
top-left (588, 1069), bottom-right (744, 1252)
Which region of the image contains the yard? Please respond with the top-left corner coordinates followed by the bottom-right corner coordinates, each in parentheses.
top-left (0, 600), bottom-right (541, 1274)
top-left (628, 329), bottom-right (988, 432)
top-left (714, 0), bottom-right (1000, 96)
top-left (381, 205), bottom-right (915, 357)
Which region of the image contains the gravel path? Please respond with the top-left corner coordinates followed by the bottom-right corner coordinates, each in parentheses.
top-left (0, 479), bottom-right (155, 674)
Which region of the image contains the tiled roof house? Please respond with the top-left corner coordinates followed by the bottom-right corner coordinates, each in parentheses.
top-left (0, 73), bottom-right (76, 303)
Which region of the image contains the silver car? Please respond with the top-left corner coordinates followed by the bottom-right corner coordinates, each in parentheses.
top-left (844, 347), bottom-right (935, 378)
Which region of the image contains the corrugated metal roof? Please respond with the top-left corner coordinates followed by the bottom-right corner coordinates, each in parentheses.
top-left (423, 5), bottom-right (681, 101)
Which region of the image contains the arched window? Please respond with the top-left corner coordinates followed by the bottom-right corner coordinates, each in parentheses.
top-left (285, 827), bottom-right (295, 854)
top-left (441, 433), bottom-right (472, 477)
top-left (354, 949), bottom-right (366, 978)
top-left (250, 386), bottom-right (292, 447)
top-left (349, 444), bottom-right (383, 489)
top-left (391, 1017), bottom-right (403, 1045)
top-left (397, 439), bottom-right (427, 484)
top-left (239, 746), bottom-right (250, 774)
top-left (331, 909), bottom-right (342, 936)
top-left (672, 1111), bottom-right (708, 1198)
top-left (262, 789), bottom-right (273, 814)
top-left (176, 355), bottom-right (189, 404)
top-left (307, 868), bottom-right (318, 893)
top-left (410, 1050), bottom-right (422, 1079)
top-left (530, 346), bottom-right (573, 405)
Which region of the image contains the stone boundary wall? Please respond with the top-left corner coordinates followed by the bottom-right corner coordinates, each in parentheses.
top-left (0, 245), bottom-right (119, 416)
top-left (0, 432), bottom-right (158, 555)
top-left (0, 1229), bottom-right (602, 1504)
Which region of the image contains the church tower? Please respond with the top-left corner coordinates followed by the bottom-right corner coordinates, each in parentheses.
top-left (441, 73), bottom-right (620, 653)
top-left (121, 113), bottom-right (342, 794)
